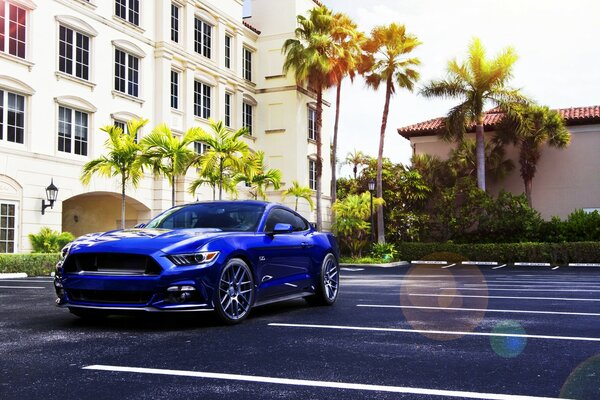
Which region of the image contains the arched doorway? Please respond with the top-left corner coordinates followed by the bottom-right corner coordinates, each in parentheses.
top-left (62, 192), bottom-right (151, 237)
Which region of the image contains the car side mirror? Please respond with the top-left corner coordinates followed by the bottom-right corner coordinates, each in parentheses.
top-left (134, 223), bottom-right (146, 229)
top-left (272, 223), bottom-right (293, 234)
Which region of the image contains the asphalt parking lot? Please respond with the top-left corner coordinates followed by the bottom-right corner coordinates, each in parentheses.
top-left (1, 265), bottom-right (599, 400)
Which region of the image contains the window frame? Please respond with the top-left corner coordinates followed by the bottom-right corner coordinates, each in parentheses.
top-left (115, 0), bottom-right (140, 27)
top-left (224, 34), bottom-right (232, 69)
top-left (242, 101), bottom-right (253, 136)
top-left (114, 47), bottom-right (140, 98)
top-left (0, 89), bottom-right (25, 145)
top-left (170, 69), bottom-right (179, 110)
top-left (263, 207), bottom-right (310, 233)
top-left (170, 2), bottom-right (180, 43)
top-left (194, 17), bottom-right (212, 59)
top-left (307, 106), bottom-right (316, 141)
top-left (224, 91), bottom-right (232, 127)
top-left (57, 105), bottom-right (89, 156)
top-left (308, 159), bottom-right (316, 190)
top-left (0, 1), bottom-right (27, 59)
top-left (0, 200), bottom-right (18, 253)
top-left (58, 25), bottom-right (91, 81)
top-left (243, 47), bottom-right (252, 81)
top-left (193, 80), bottom-right (211, 120)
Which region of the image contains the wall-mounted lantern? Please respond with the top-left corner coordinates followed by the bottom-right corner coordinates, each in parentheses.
top-left (41, 179), bottom-right (59, 215)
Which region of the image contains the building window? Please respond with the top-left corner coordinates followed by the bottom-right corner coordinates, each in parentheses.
top-left (170, 3), bottom-right (179, 43)
top-left (114, 48), bottom-right (139, 97)
top-left (58, 106), bottom-right (88, 156)
top-left (0, 202), bottom-right (16, 253)
top-left (224, 92), bottom-right (232, 127)
top-left (59, 26), bottom-right (90, 80)
top-left (171, 70), bottom-right (179, 109)
top-left (308, 107), bottom-right (316, 140)
top-left (115, 0), bottom-right (139, 26)
top-left (224, 34), bottom-right (231, 69)
top-left (194, 18), bottom-right (211, 58)
top-left (194, 141), bottom-right (209, 154)
top-left (243, 48), bottom-right (252, 81)
top-left (242, 102), bottom-right (253, 135)
top-left (0, 1), bottom-right (27, 59)
top-left (308, 159), bottom-right (316, 190)
top-left (0, 90), bottom-right (25, 144)
top-left (194, 81), bottom-right (211, 119)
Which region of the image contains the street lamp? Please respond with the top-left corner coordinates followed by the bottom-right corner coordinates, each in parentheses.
top-left (41, 179), bottom-right (59, 215)
top-left (368, 179), bottom-right (375, 241)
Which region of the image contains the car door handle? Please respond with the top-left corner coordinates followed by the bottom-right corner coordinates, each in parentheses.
top-left (301, 242), bottom-right (310, 248)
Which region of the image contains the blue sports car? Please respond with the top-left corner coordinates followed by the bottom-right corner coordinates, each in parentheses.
top-left (54, 201), bottom-right (340, 324)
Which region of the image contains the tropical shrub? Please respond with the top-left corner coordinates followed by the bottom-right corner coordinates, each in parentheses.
top-left (0, 253), bottom-right (60, 276)
top-left (370, 242), bottom-right (397, 261)
top-left (28, 228), bottom-right (74, 253)
top-left (333, 192), bottom-right (384, 257)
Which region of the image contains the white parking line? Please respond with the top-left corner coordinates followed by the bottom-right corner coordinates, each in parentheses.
top-left (445, 287), bottom-right (600, 293)
top-left (407, 293), bottom-right (600, 302)
top-left (493, 280), bottom-right (598, 285)
top-left (0, 285), bottom-right (45, 289)
top-left (463, 284), bottom-right (600, 289)
top-left (0, 280), bottom-right (53, 283)
top-left (441, 263), bottom-right (456, 269)
top-left (357, 304), bottom-right (600, 317)
top-left (491, 264), bottom-right (507, 270)
top-left (340, 268), bottom-right (364, 272)
top-left (269, 322), bottom-right (600, 343)
top-left (83, 364), bottom-right (564, 400)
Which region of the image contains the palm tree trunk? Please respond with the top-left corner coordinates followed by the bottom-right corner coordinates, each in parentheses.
top-left (315, 87), bottom-right (324, 231)
top-left (295, 197), bottom-right (298, 211)
top-left (376, 78), bottom-right (392, 244)
top-left (475, 122), bottom-right (486, 191)
top-left (524, 178), bottom-right (533, 207)
top-left (121, 174), bottom-right (126, 229)
top-left (331, 81), bottom-right (342, 209)
top-left (219, 158), bottom-right (224, 200)
top-left (171, 175), bottom-right (176, 207)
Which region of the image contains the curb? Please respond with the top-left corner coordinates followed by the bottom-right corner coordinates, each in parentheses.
top-left (340, 261), bottom-right (409, 268)
top-left (0, 273), bottom-right (28, 279)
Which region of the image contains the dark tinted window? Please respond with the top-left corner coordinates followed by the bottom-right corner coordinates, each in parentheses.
top-left (145, 203), bottom-right (265, 232)
top-left (264, 209), bottom-right (309, 232)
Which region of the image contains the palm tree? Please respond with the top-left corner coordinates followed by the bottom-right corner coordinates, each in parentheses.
top-left (359, 23), bottom-right (421, 243)
top-left (420, 37), bottom-right (527, 192)
top-left (140, 124), bottom-right (201, 207)
top-left (344, 149), bottom-right (369, 179)
top-left (283, 5), bottom-right (340, 231)
top-left (234, 151), bottom-right (282, 200)
top-left (189, 169), bottom-right (238, 201)
top-left (495, 104), bottom-right (570, 206)
top-left (282, 180), bottom-right (315, 211)
top-left (81, 118), bottom-right (148, 229)
top-left (329, 13), bottom-right (364, 207)
top-left (448, 139), bottom-right (515, 184)
top-left (194, 120), bottom-right (250, 200)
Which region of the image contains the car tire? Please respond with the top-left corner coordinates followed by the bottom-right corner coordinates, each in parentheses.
top-left (69, 308), bottom-right (108, 320)
top-left (306, 253), bottom-right (339, 306)
top-left (214, 258), bottom-right (255, 325)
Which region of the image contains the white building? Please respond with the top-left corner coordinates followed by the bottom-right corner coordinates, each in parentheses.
top-left (0, 0), bottom-right (332, 253)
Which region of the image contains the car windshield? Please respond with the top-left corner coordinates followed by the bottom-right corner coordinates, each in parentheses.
top-left (145, 203), bottom-right (265, 232)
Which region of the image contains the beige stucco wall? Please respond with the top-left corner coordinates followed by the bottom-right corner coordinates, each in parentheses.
top-left (410, 124), bottom-right (600, 219)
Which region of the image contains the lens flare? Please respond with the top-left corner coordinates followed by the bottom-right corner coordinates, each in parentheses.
top-left (490, 320), bottom-right (527, 358)
top-left (400, 254), bottom-right (488, 341)
top-left (560, 354), bottom-right (600, 400)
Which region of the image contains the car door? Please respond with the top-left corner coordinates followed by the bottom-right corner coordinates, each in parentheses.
top-left (256, 208), bottom-right (313, 299)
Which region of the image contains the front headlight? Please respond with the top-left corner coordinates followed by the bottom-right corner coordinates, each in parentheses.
top-left (168, 251), bottom-right (220, 266)
top-left (60, 243), bottom-right (72, 260)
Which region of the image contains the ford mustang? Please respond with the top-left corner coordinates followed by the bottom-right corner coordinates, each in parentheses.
top-left (54, 201), bottom-right (340, 324)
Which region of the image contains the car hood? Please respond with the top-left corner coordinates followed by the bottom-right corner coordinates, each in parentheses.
top-left (69, 228), bottom-right (233, 255)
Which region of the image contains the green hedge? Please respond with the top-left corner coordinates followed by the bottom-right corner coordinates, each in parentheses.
top-left (0, 253), bottom-right (60, 276)
top-left (397, 242), bottom-right (600, 264)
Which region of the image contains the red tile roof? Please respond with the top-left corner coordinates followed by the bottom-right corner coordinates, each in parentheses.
top-left (243, 21), bottom-right (261, 35)
top-left (398, 106), bottom-right (600, 139)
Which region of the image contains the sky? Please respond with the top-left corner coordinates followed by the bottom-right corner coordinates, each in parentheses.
top-left (315, 0), bottom-right (600, 175)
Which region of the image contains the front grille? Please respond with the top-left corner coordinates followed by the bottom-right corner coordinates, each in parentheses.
top-left (63, 253), bottom-right (162, 275)
top-left (67, 289), bottom-right (154, 304)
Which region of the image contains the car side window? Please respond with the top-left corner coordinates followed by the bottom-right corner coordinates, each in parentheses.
top-left (264, 209), bottom-right (308, 232)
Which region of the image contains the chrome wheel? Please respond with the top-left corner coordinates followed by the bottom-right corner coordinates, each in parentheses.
top-left (323, 255), bottom-right (339, 301)
top-left (306, 253), bottom-right (339, 306)
top-left (217, 259), bottom-right (254, 323)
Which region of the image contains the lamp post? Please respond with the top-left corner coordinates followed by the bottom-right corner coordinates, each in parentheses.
top-left (368, 179), bottom-right (375, 242)
top-left (41, 179), bottom-right (59, 215)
